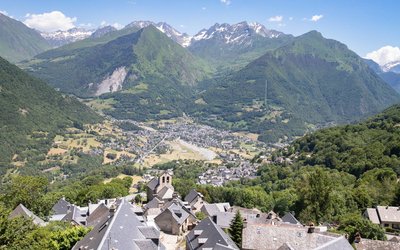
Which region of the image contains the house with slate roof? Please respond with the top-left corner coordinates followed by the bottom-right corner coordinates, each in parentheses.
top-left (242, 223), bottom-right (353, 250)
top-left (365, 206), bottom-right (400, 229)
top-left (60, 205), bottom-right (88, 225)
top-left (154, 199), bottom-right (196, 235)
top-left (147, 172), bottom-right (175, 201)
top-left (9, 204), bottom-right (46, 226)
top-left (281, 212), bottom-right (301, 225)
top-left (86, 203), bottom-right (109, 227)
top-left (184, 189), bottom-right (205, 213)
top-left (50, 196), bottom-right (72, 221)
top-left (72, 199), bottom-right (164, 250)
top-left (354, 237), bottom-right (400, 250)
top-left (201, 202), bottom-right (231, 217)
top-left (186, 217), bottom-right (239, 250)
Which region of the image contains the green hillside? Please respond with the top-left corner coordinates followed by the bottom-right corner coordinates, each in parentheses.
top-left (0, 13), bottom-right (50, 62)
top-left (0, 56), bottom-right (101, 170)
top-left (189, 31), bottom-right (292, 71)
top-left (290, 104), bottom-right (400, 177)
top-left (193, 31), bottom-right (400, 142)
top-left (24, 25), bottom-right (211, 120)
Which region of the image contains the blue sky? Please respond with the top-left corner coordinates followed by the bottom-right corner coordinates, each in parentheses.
top-left (0, 0), bottom-right (399, 56)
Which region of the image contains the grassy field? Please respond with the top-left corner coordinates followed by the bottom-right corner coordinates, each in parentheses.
top-left (141, 140), bottom-right (216, 168)
top-left (43, 121), bottom-right (132, 165)
top-left (103, 149), bottom-right (136, 164)
top-left (103, 174), bottom-right (143, 193)
top-left (83, 98), bottom-right (116, 113)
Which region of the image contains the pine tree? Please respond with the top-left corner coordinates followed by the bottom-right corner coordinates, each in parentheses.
top-left (229, 210), bottom-right (244, 248)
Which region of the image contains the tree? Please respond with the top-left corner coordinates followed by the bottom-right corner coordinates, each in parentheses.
top-left (0, 175), bottom-right (49, 216)
top-left (228, 210), bottom-right (243, 248)
top-left (298, 167), bottom-right (333, 224)
top-left (134, 194), bottom-right (142, 204)
top-left (195, 212), bottom-right (206, 220)
top-left (337, 213), bottom-right (386, 243)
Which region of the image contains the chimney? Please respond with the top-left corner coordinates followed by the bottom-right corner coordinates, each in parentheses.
top-left (307, 223), bottom-right (315, 234)
top-left (109, 204), bottom-right (117, 214)
top-left (354, 232), bottom-right (361, 243)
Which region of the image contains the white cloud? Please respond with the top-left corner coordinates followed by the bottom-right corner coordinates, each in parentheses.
top-left (310, 14), bottom-right (323, 22)
top-left (365, 46), bottom-right (400, 66)
top-left (268, 15), bottom-right (283, 22)
top-left (112, 23), bottom-right (123, 30)
top-left (24, 11), bottom-right (76, 32)
top-left (220, 0), bottom-right (231, 6)
top-left (289, 17), bottom-right (294, 21)
top-left (100, 21), bottom-right (123, 30)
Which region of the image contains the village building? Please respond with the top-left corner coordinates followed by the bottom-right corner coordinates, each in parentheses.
top-left (281, 212), bottom-right (302, 225)
top-left (9, 204), bottom-right (46, 226)
top-left (146, 172), bottom-right (175, 201)
top-left (354, 237), bottom-right (400, 250)
top-left (49, 197), bottom-right (88, 225)
top-left (365, 206), bottom-right (400, 229)
top-left (186, 217), bottom-right (239, 250)
top-left (50, 196), bottom-right (72, 221)
top-left (201, 202), bottom-right (231, 217)
top-left (73, 199), bottom-right (164, 250)
top-left (241, 223), bottom-right (353, 250)
top-left (184, 189), bottom-right (205, 213)
top-left (154, 199), bottom-right (196, 235)
top-left (86, 203), bottom-right (109, 227)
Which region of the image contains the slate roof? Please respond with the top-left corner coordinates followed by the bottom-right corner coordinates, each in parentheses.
top-left (145, 197), bottom-right (163, 210)
top-left (51, 197), bottom-right (71, 215)
top-left (201, 203), bottom-right (230, 216)
top-left (147, 178), bottom-right (159, 190)
top-left (214, 211), bottom-right (235, 228)
top-left (72, 209), bottom-right (111, 250)
top-left (376, 206), bottom-right (400, 223)
top-left (134, 239), bottom-right (158, 250)
top-left (166, 202), bottom-right (191, 225)
top-left (61, 205), bottom-right (88, 225)
top-left (355, 238), bottom-right (400, 250)
top-left (186, 217), bottom-right (239, 250)
top-left (9, 204), bottom-right (45, 226)
top-left (73, 199), bottom-right (161, 250)
top-left (365, 208), bottom-right (380, 224)
top-left (185, 189), bottom-right (203, 204)
top-left (138, 226), bottom-right (160, 239)
top-left (242, 224), bottom-right (353, 250)
top-left (86, 203), bottom-right (109, 227)
top-left (277, 242), bottom-right (295, 250)
top-left (281, 212), bottom-right (301, 225)
top-left (157, 186), bottom-right (174, 200)
top-left (314, 236), bottom-right (353, 250)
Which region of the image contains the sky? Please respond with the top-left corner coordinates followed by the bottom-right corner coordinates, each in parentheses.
top-left (0, 0), bottom-right (399, 59)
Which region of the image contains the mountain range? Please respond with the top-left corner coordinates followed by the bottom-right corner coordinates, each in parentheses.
top-left (365, 59), bottom-right (400, 93)
top-left (193, 31), bottom-right (399, 141)
top-left (1, 14), bottom-right (399, 143)
top-left (40, 27), bottom-right (94, 47)
top-left (0, 13), bottom-right (50, 62)
top-left (0, 56), bottom-right (100, 168)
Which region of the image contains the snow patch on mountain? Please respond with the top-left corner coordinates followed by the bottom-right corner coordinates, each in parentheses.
top-left (190, 21), bottom-right (284, 46)
top-left (41, 28), bottom-right (93, 47)
top-left (124, 21), bottom-right (192, 47)
top-left (365, 46), bottom-right (400, 73)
